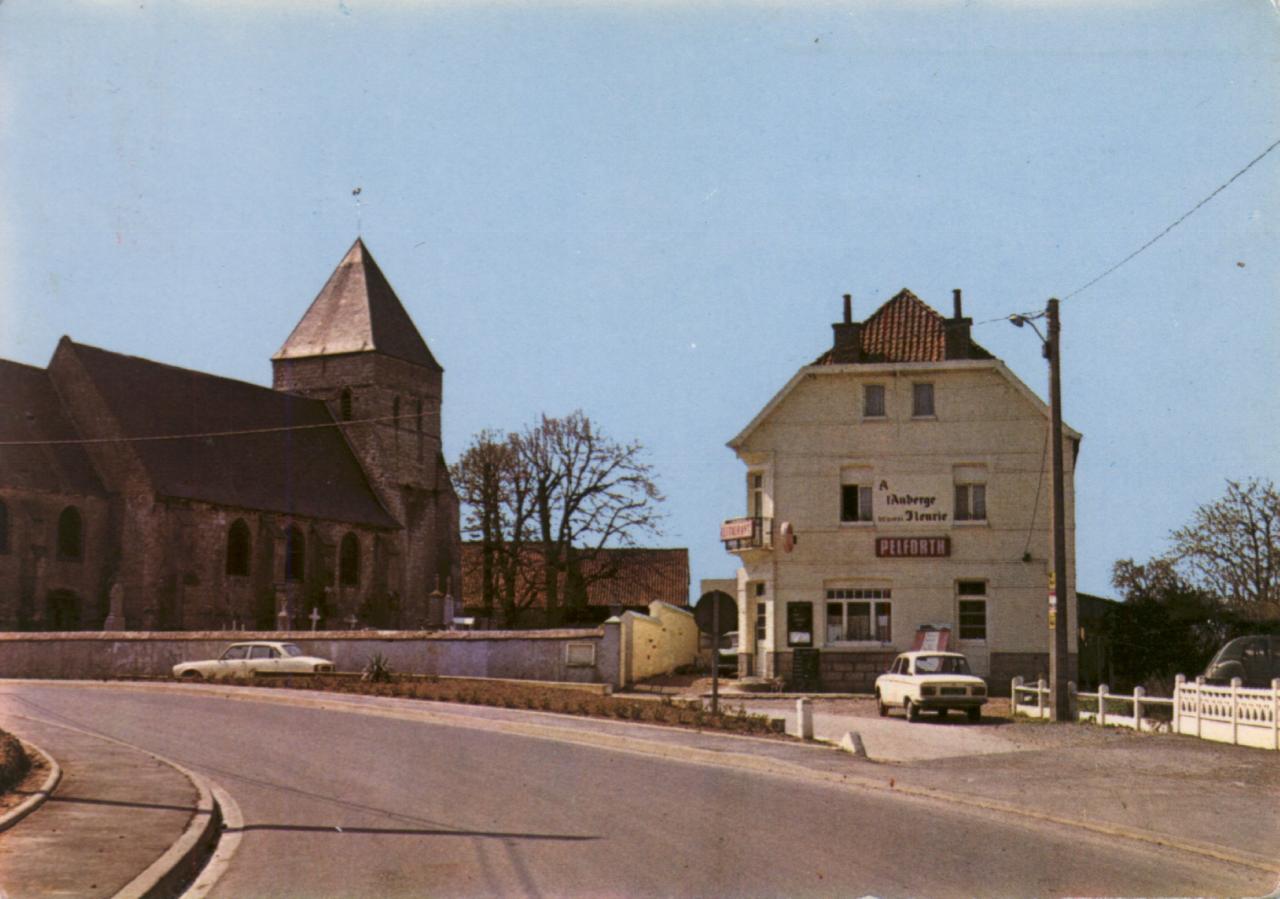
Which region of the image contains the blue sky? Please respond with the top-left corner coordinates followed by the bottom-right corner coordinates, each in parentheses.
top-left (1, 0), bottom-right (1277, 601)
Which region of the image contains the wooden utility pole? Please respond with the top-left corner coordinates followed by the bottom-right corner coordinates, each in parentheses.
top-left (1047, 298), bottom-right (1072, 721)
top-left (710, 594), bottom-right (720, 715)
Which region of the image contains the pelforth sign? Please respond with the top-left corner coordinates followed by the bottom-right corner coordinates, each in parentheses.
top-left (876, 537), bottom-right (951, 558)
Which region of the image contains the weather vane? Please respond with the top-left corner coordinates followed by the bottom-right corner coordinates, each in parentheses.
top-left (352, 186), bottom-right (362, 234)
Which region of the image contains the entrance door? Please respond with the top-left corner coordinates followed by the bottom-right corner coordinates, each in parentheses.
top-left (46, 590), bottom-right (82, 630)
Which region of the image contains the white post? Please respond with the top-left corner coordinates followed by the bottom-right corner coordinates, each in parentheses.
top-left (1173, 674), bottom-right (1185, 734)
top-left (797, 697), bottom-right (814, 740)
top-left (1195, 676), bottom-right (1205, 739)
top-left (1231, 677), bottom-right (1242, 747)
top-left (1097, 683), bottom-right (1108, 727)
top-left (1012, 676), bottom-right (1024, 716)
top-left (1036, 678), bottom-right (1046, 719)
top-left (1272, 678), bottom-right (1280, 751)
top-left (1133, 685), bottom-right (1145, 732)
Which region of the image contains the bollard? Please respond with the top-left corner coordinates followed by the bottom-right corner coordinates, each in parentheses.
top-left (1036, 678), bottom-right (1046, 719)
top-left (796, 697), bottom-right (814, 740)
top-left (1133, 685), bottom-right (1145, 731)
top-left (1097, 683), bottom-right (1109, 727)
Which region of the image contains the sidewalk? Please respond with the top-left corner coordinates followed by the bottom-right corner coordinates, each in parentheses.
top-left (0, 715), bottom-right (206, 899)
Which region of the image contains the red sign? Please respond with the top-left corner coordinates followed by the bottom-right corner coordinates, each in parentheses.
top-left (720, 519), bottom-right (755, 541)
top-left (912, 627), bottom-right (951, 651)
top-left (876, 536), bottom-right (950, 558)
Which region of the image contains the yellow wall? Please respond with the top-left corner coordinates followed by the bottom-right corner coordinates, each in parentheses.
top-left (622, 601), bottom-right (699, 683)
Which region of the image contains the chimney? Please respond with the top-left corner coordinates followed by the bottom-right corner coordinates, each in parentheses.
top-left (944, 287), bottom-right (973, 360)
top-left (831, 293), bottom-right (862, 363)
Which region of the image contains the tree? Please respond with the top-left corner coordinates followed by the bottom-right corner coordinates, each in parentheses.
top-left (453, 412), bottom-right (665, 627)
top-left (1170, 478), bottom-right (1280, 620)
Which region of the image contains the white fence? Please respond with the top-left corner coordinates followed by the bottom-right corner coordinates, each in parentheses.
top-left (1012, 674), bottom-right (1280, 751)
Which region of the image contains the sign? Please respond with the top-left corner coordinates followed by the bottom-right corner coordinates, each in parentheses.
top-left (720, 519), bottom-right (755, 541)
top-left (786, 602), bottom-right (814, 647)
top-left (876, 536), bottom-right (950, 558)
top-left (780, 521), bottom-right (796, 553)
top-left (874, 477), bottom-right (952, 528)
top-left (912, 626), bottom-right (951, 652)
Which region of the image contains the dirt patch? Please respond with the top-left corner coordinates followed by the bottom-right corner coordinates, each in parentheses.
top-left (0, 740), bottom-right (47, 817)
top-left (0, 730), bottom-right (31, 794)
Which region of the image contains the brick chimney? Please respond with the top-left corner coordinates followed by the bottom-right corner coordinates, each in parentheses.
top-left (944, 288), bottom-right (973, 360)
top-left (830, 294), bottom-right (862, 363)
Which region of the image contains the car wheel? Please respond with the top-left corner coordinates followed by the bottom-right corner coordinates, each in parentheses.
top-left (905, 699), bottom-right (919, 722)
top-left (876, 691), bottom-right (888, 717)
top-left (967, 707), bottom-right (981, 723)
top-left (180, 670), bottom-right (202, 679)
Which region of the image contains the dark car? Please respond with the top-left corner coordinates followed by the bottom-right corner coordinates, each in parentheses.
top-left (1203, 635), bottom-right (1280, 688)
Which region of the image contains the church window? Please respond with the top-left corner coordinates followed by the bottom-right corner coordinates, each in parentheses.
top-left (226, 519), bottom-right (251, 577)
top-left (0, 500), bottom-right (8, 554)
top-left (284, 525), bottom-right (305, 582)
top-left (340, 389), bottom-right (353, 422)
top-left (57, 506), bottom-right (82, 560)
top-left (339, 532), bottom-right (360, 586)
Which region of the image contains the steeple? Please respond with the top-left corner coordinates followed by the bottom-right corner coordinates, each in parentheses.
top-left (273, 238), bottom-right (441, 371)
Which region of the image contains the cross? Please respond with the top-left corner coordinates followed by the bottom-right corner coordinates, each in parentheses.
top-left (277, 607), bottom-right (289, 631)
top-left (346, 614), bottom-right (358, 631)
top-left (309, 607), bottom-right (321, 631)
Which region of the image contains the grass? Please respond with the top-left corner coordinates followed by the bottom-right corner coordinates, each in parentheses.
top-left (194, 673), bottom-right (788, 737)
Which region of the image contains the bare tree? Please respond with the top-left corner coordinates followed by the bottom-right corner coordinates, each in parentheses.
top-left (1170, 478), bottom-right (1280, 620)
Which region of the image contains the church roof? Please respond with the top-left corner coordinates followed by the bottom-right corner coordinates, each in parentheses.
top-left (0, 359), bottom-right (106, 496)
top-left (273, 238), bottom-right (442, 371)
top-left (62, 340), bottom-right (399, 529)
top-left (813, 289), bottom-right (994, 365)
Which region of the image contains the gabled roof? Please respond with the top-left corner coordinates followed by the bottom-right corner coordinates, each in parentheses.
top-left (814, 288), bottom-right (994, 365)
top-left (0, 359), bottom-right (105, 496)
top-left (61, 340), bottom-right (399, 528)
top-left (274, 238), bottom-right (442, 371)
top-left (461, 543), bottom-right (690, 610)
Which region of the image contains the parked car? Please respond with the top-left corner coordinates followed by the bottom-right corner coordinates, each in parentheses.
top-left (717, 631), bottom-right (740, 676)
top-left (874, 651), bottom-right (988, 722)
top-left (172, 642), bottom-right (335, 679)
top-left (1202, 635), bottom-right (1280, 689)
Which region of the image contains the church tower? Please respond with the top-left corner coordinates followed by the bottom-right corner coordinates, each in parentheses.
top-left (272, 238), bottom-right (460, 624)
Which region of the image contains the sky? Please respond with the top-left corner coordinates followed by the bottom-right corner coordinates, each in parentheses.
top-left (1, 0), bottom-right (1277, 602)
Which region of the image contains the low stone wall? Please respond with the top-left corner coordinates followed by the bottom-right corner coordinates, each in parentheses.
top-left (0, 625), bottom-right (622, 687)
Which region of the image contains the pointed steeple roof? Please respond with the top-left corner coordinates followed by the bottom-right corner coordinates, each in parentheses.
top-left (274, 238), bottom-right (441, 370)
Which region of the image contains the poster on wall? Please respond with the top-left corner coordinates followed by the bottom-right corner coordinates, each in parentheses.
top-left (874, 476), bottom-right (952, 527)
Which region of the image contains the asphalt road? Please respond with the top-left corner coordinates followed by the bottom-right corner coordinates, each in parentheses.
top-left (1, 683), bottom-right (1270, 898)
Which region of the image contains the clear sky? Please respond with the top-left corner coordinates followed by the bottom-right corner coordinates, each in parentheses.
top-left (1, 0), bottom-right (1277, 602)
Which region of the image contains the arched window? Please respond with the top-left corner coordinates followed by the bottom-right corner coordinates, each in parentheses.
top-left (284, 525), bottom-right (305, 582)
top-left (392, 396), bottom-right (401, 428)
top-left (0, 499), bottom-right (9, 555)
top-left (225, 519), bottom-right (251, 576)
top-left (57, 506), bottom-right (82, 560)
top-left (339, 532), bottom-right (360, 586)
top-left (340, 389), bottom-right (353, 422)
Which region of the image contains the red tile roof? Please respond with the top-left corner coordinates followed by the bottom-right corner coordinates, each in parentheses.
top-left (815, 289), bottom-right (993, 365)
top-left (461, 543), bottom-right (689, 610)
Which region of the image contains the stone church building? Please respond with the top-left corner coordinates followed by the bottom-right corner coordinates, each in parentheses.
top-left (0, 239), bottom-right (461, 631)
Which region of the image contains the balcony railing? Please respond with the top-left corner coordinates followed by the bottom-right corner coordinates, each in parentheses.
top-left (721, 516), bottom-right (773, 552)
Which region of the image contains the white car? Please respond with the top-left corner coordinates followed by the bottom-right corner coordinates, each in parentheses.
top-left (874, 651), bottom-right (987, 722)
top-left (172, 642), bottom-right (334, 680)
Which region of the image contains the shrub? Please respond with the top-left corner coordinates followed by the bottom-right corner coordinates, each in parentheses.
top-left (361, 653), bottom-right (395, 683)
top-left (0, 730), bottom-right (30, 792)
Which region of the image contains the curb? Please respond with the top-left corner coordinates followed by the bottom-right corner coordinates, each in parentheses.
top-left (0, 739), bottom-right (62, 833)
top-left (113, 756), bottom-right (221, 899)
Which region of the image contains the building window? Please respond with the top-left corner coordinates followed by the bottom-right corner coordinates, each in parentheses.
top-left (755, 601), bottom-right (768, 642)
top-left (912, 382), bottom-right (935, 417)
top-left (958, 581), bottom-right (987, 641)
top-left (863, 384), bottom-right (886, 418)
top-left (826, 588), bottom-right (892, 642)
top-left (955, 483), bottom-right (988, 521)
top-left (840, 484), bottom-right (872, 523)
top-left (749, 472), bottom-right (765, 519)
top-left (339, 532), bottom-right (360, 586)
top-left (0, 499), bottom-right (8, 555)
top-left (284, 525), bottom-right (305, 582)
top-left (225, 519), bottom-right (251, 577)
top-left (57, 506), bottom-right (82, 560)
top-left (340, 389), bottom-right (353, 422)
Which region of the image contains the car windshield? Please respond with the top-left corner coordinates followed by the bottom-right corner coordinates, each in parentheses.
top-left (280, 644), bottom-right (304, 657)
top-left (914, 655), bottom-right (970, 675)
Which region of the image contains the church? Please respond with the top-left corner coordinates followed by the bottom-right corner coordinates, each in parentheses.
top-left (0, 239), bottom-right (461, 632)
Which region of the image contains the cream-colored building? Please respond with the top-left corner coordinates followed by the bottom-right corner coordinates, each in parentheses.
top-left (721, 289), bottom-right (1079, 692)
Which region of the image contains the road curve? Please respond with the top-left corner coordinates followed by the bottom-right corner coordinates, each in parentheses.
top-left (0, 682), bottom-right (1268, 898)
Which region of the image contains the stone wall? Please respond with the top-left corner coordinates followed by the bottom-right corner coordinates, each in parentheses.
top-left (0, 624), bottom-right (623, 687)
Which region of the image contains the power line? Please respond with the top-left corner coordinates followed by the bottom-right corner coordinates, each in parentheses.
top-left (1063, 135), bottom-right (1280, 301)
top-left (0, 412), bottom-right (412, 448)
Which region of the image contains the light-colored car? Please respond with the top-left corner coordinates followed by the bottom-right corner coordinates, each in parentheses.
top-left (874, 651), bottom-right (987, 722)
top-left (172, 642), bottom-right (334, 680)
top-left (717, 631), bottom-right (740, 676)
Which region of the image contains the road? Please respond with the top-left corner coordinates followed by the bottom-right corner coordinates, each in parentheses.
top-left (0, 682), bottom-right (1270, 898)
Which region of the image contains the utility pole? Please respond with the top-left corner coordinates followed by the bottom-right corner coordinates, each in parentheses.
top-left (1046, 298), bottom-right (1072, 722)
top-left (710, 593), bottom-right (720, 715)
